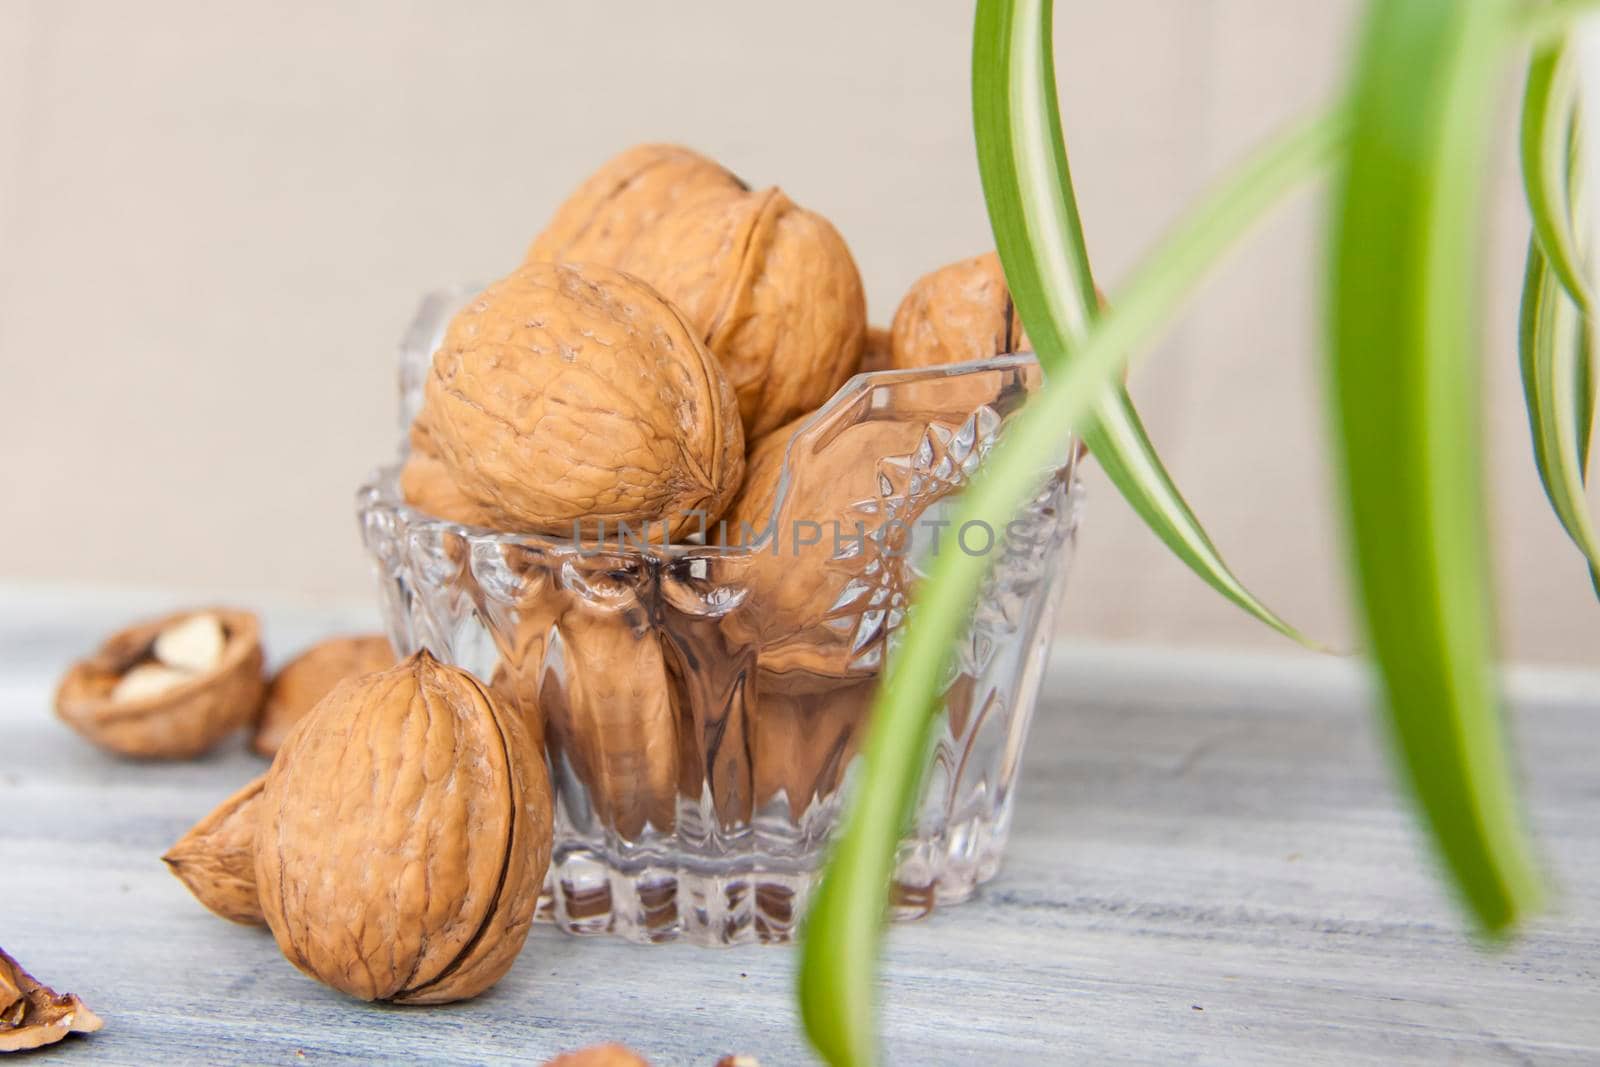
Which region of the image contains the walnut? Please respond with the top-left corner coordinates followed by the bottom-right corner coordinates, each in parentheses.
top-left (889, 251), bottom-right (1027, 370)
top-left (619, 187), bottom-right (867, 438)
top-left (544, 600), bottom-right (678, 838)
top-left (252, 635), bottom-right (395, 757)
top-left (0, 948), bottom-right (102, 1053)
top-left (55, 609), bottom-right (265, 758)
top-left (542, 1044), bottom-right (652, 1067)
top-left (859, 324), bottom-right (894, 373)
top-left (421, 262), bottom-right (745, 538)
top-left (720, 417), bottom-right (927, 677)
top-left (752, 670), bottom-right (872, 822)
top-left (162, 775), bottom-right (267, 926)
top-left (255, 652), bottom-right (553, 1004)
top-left (399, 419), bottom-right (498, 528)
top-left (527, 143), bottom-right (746, 266)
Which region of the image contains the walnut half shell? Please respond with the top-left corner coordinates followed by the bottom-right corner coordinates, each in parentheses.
top-left (54, 609), bottom-right (265, 759)
top-left (0, 948), bottom-right (102, 1053)
top-left (162, 774), bottom-right (267, 926)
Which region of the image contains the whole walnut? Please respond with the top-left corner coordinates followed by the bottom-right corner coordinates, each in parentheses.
top-left (255, 652), bottom-right (553, 1004)
top-left (752, 669), bottom-right (872, 822)
top-left (545, 600), bottom-right (678, 839)
top-left (619, 187), bottom-right (867, 438)
top-left (542, 1045), bottom-right (653, 1067)
top-left (720, 416), bottom-right (929, 677)
top-left (889, 252), bottom-right (1028, 370)
top-left (422, 263), bottom-right (745, 538)
top-left (252, 635), bottom-right (396, 757)
top-left (399, 418), bottom-right (498, 528)
top-left (527, 143), bottom-right (746, 266)
top-left (859, 324), bottom-right (894, 373)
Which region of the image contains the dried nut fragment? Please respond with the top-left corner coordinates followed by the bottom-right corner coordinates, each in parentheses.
top-left (252, 634), bottom-right (396, 757)
top-left (0, 947), bottom-right (103, 1053)
top-left (542, 1044), bottom-right (652, 1067)
top-left (162, 775), bottom-right (267, 925)
top-left (422, 262), bottom-right (744, 538)
top-left (889, 251), bottom-right (1027, 370)
top-left (545, 603), bottom-right (677, 838)
top-left (620, 186), bottom-right (867, 438)
top-left (527, 143), bottom-right (747, 266)
top-left (110, 664), bottom-right (192, 704)
top-left (152, 612), bottom-right (226, 673)
top-left (256, 652), bottom-right (553, 1004)
top-left (55, 609), bottom-right (265, 759)
top-left (721, 417), bottom-right (929, 676)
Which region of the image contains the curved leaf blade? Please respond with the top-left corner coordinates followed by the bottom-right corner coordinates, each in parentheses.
top-left (797, 95), bottom-right (1348, 1066)
top-left (1522, 41), bottom-right (1593, 312)
top-left (1327, 0), bottom-right (1541, 933)
top-left (1085, 390), bottom-right (1326, 648)
top-left (1519, 238), bottom-right (1600, 586)
top-left (973, 0), bottom-right (1317, 648)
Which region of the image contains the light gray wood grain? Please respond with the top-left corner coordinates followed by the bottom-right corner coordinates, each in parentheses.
top-left (2, 589), bottom-right (1597, 1065)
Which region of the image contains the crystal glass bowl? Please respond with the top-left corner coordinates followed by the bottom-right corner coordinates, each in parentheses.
top-left (356, 292), bottom-right (1083, 945)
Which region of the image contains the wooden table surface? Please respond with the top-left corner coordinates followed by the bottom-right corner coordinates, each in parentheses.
top-left (3, 587), bottom-right (1597, 1065)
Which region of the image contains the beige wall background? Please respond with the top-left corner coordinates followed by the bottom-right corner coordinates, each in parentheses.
top-left (2, 0), bottom-right (1596, 664)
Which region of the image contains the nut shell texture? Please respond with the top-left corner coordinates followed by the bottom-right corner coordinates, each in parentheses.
top-left (399, 430), bottom-right (499, 529)
top-left (545, 602), bottom-right (678, 838)
top-left (423, 263), bottom-right (744, 537)
top-left (722, 417), bottom-right (926, 676)
top-left (255, 652), bottom-right (553, 1004)
top-left (0, 948), bottom-right (102, 1052)
top-left (620, 187), bottom-right (866, 438)
top-left (163, 774), bottom-right (268, 925)
top-left (528, 143), bottom-right (746, 266)
top-left (889, 251), bottom-right (1026, 370)
top-left (54, 609), bottom-right (265, 759)
top-left (253, 635), bottom-right (396, 757)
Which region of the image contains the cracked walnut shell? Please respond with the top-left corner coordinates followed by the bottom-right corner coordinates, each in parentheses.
top-left (0, 948), bottom-right (102, 1053)
top-left (163, 774), bottom-right (267, 925)
top-left (422, 262), bottom-right (745, 538)
top-left (527, 143), bottom-right (747, 266)
top-left (252, 634), bottom-right (396, 757)
top-left (619, 186), bottom-right (867, 438)
top-left (256, 651), bottom-right (553, 1004)
top-left (54, 609), bottom-right (265, 759)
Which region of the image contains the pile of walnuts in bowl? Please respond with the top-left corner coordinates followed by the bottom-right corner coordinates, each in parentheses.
top-left (51, 143), bottom-right (1038, 1015)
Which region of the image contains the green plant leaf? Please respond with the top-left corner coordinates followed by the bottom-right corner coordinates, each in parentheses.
top-left (1521, 40), bottom-right (1592, 311)
top-left (1520, 239), bottom-right (1600, 587)
top-left (1083, 391), bottom-right (1326, 648)
top-left (968, 0), bottom-right (1317, 649)
top-left (1519, 37), bottom-right (1600, 592)
top-left (1327, 0), bottom-right (1541, 933)
top-left (1518, 0), bottom-right (1600, 45)
top-left (797, 93), bottom-right (1348, 1066)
